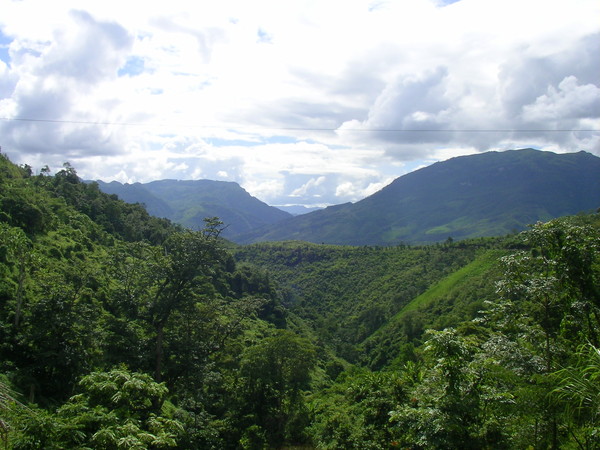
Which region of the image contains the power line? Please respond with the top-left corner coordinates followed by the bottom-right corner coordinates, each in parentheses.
top-left (0, 116), bottom-right (598, 133)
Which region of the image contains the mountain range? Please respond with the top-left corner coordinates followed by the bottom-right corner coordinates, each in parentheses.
top-left (95, 149), bottom-right (600, 245)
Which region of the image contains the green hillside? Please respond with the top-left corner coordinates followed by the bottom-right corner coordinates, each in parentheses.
top-left (237, 149), bottom-right (600, 245)
top-left (0, 155), bottom-right (293, 448)
top-left (391, 248), bottom-right (504, 315)
top-left (361, 248), bottom-right (507, 368)
top-left (235, 213), bottom-right (600, 448)
top-left (234, 238), bottom-right (508, 365)
top-left (95, 180), bottom-right (174, 218)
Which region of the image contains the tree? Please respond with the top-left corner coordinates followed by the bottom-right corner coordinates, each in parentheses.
top-left (55, 162), bottom-right (79, 184)
top-left (0, 223), bottom-right (34, 328)
top-left (55, 368), bottom-right (182, 449)
top-left (15, 258), bottom-right (106, 402)
top-left (389, 329), bottom-right (503, 449)
top-left (149, 223), bottom-right (228, 382)
top-left (481, 217), bottom-right (600, 448)
top-left (19, 164), bottom-right (33, 178)
top-left (238, 329), bottom-right (316, 447)
top-left (2, 369), bottom-right (180, 449)
top-left (308, 368), bottom-right (405, 449)
top-left (495, 219), bottom-right (600, 356)
top-left (108, 218), bottom-right (228, 382)
top-left (553, 343), bottom-right (600, 448)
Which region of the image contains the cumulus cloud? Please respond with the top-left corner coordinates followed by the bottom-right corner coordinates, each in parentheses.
top-left (0, 59), bottom-right (16, 98)
top-left (1, 8), bottom-right (133, 157)
top-left (337, 67), bottom-right (456, 157)
top-left (290, 176), bottom-right (327, 198)
top-left (499, 35), bottom-right (600, 119)
top-left (42, 10), bottom-right (132, 83)
top-left (522, 76), bottom-right (600, 123)
top-left (336, 30), bottom-right (600, 159)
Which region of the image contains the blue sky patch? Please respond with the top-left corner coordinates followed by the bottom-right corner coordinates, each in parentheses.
top-left (207, 137), bottom-right (261, 147)
top-left (118, 56), bottom-right (145, 77)
top-left (0, 29), bottom-right (12, 65)
top-left (263, 135), bottom-right (298, 144)
top-left (257, 28), bottom-right (273, 44)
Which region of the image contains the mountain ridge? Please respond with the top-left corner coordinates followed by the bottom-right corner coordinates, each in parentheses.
top-left (94, 178), bottom-right (292, 238)
top-left (234, 149), bottom-right (600, 245)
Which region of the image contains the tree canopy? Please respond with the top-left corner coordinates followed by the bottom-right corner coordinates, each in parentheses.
top-left (1, 153), bottom-right (599, 448)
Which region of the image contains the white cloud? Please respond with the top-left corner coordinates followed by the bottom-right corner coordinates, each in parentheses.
top-left (0, 0), bottom-right (598, 206)
top-left (335, 182), bottom-right (358, 199)
top-left (290, 176), bottom-right (326, 198)
top-left (522, 76), bottom-right (600, 122)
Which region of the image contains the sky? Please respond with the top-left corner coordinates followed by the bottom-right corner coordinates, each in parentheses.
top-left (0, 0), bottom-right (599, 207)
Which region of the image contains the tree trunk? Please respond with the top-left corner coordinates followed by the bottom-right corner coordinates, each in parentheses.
top-left (154, 323), bottom-right (164, 383)
top-left (13, 257), bottom-right (26, 328)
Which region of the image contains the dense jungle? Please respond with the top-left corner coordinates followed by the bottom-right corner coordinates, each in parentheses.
top-left (1, 153), bottom-right (599, 449)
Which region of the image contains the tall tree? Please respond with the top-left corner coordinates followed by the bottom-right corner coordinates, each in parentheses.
top-left (238, 329), bottom-right (316, 448)
top-left (0, 223), bottom-right (34, 328)
top-left (110, 219), bottom-right (227, 382)
top-left (483, 218), bottom-right (600, 448)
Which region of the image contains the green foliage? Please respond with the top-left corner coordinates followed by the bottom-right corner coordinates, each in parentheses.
top-left (5, 368), bottom-right (183, 449)
top-left (2, 153), bottom-right (600, 448)
top-left (363, 248), bottom-right (506, 368)
top-left (235, 238), bottom-right (502, 367)
top-left (54, 368), bottom-right (183, 449)
top-left (491, 218), bottom-right (600, 373)
top-left (303, 214), bottom-right (600, 449)
top-left (308, 369), bottom-right (405, 449)
top-left (237, 329), bottom-right (316, 448)
top-left (389, 329), bottom-right (513, 449)
top-left (0, 155), bottom-right (298, 447)
top-left (553, 344), bottom-right (600, 447)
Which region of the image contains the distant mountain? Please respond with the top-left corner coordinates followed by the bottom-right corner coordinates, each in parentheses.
top-left (275, 205), bottom-right (323, 215)
top-left (94, 179), bottom-right (292, 238)
top-left (95, 181), bottom-right (174, 218)
top-left (235, 149), bottom-right (600, 245)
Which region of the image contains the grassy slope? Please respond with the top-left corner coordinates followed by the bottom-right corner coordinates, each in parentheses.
top-left (394, 249), bottom-right (506, 316)
top-left (359, 248), bottom-right (507, 368)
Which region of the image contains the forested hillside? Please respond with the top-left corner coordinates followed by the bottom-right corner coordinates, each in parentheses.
top-left (242, 214), bottom-right (600, 448)
top-left (1, 153), bottom-right (599, 448)
top-left (0, 155), bottom-right (296, 448)
top-left (234, 239), bottom-right (509, 369)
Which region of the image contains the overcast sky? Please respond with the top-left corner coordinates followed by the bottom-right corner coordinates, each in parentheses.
top-left (1, 0), bottom-right (599, 207)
